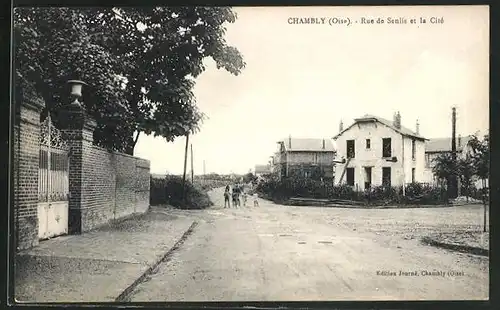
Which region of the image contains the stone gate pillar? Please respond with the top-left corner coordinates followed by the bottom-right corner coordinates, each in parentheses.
top-left (59, 84), bottom-right (97, 234)
top-left (13, 87), bottom-right (45, 251)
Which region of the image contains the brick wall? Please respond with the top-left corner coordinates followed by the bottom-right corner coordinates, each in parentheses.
top-left (14, 94), bottom-right (44, 250)
top-left (14, 91), bottom-right (151, 250)
top-left (79, 146), bottom-right (151, 232)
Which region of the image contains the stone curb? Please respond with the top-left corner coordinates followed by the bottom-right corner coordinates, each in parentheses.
top-left (421, 236), bottom-right (489, 257)
top-left (114, 220), bottom-right (199, 302)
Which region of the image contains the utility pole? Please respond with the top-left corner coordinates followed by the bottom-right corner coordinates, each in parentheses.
top-left (182, 134), bottom-right (189, 205)
top-left (190, 143), bottom-right (194, 183)
top-left (451, 107), bottom-right (458, 198)
top-left (203, 160), bottom-right (206, 185)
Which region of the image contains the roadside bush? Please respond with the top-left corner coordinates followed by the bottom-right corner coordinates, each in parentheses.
top-left (256, 176), bottom-right (449, 206)
top-left (196, 179), bottom-right (228, 192)
top-left (328, 184), bottom-right (356, 200)
top-left (150, 175), bottom-right (214, 209)
top-left (399, 182), bottom-right (448, 205)
top-left (365, 185), bottom-right (400, 205)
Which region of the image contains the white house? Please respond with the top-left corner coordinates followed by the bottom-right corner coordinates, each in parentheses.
top-left (332, 112), bottom-right (428, 189)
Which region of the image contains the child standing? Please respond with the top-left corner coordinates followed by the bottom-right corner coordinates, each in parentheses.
top-left (224, 185), bottom-right (231, 208)
top-left (242, 191), bottom-right (248, 206)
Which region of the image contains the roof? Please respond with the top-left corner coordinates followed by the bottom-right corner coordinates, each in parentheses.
top-left (254, 165), bottom-right (271, 174)
top-left (333, 114), bottom-right (427, 141)
top-left (425, 136), bottom-right (472, 153)
top-left (278, 138), bottom-right (335, 152)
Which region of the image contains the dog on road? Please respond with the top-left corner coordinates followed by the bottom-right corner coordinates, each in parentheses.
top-left (253, 193), bottom-right (259, 207)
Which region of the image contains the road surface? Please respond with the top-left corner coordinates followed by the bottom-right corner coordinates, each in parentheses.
top-left (127, 187), bottom-right (489, 301)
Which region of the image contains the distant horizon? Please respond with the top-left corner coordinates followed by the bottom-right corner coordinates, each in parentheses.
top-left (136, 5), bottom-right (489, 175)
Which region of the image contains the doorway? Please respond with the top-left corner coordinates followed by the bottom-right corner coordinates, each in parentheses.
top-left (364, 167), bottom-right (372, 190)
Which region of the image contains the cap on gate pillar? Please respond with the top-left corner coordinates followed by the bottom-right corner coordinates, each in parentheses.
top-left (58, 80), bottom-right (97, 139)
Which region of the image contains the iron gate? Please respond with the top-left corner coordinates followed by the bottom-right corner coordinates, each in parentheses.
top-left (38, 115), bottom-right (69, 240)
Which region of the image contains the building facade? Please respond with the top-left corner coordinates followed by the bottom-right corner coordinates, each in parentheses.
top-left (273, 137), bottom-right (336, 181)
top-left (333, 113), bottom-right (427, 189)
top-left (254, 164), bottom-right (272, 176)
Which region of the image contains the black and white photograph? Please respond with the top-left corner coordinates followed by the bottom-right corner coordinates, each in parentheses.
top-left (11, 5), bottom-right (489, 303)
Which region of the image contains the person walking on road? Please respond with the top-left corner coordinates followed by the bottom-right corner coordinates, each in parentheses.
top-left (242, 191), bottom-right (248, 207)
top-left (232, 183), bottom-right (241, 207)
top-left (224, 185), bottom-right (231, 208)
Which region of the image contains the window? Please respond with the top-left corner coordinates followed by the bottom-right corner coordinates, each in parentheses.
top-left (346, 168), bottom-right (355, 186)
top-left (412, 168), bottom-right (416, 183)
top-left (382, 138), bottom-right (392, 158)
top-left (366, 139), bottom-right (371, 149)
top-left (347, 140), bottom-right (355, 158)
top-left (412, 139), bottom-right (416, 160)
top-left (382, 167), bottom-right (391, 186)
top-left (425, 154), bottom-right (431, 168)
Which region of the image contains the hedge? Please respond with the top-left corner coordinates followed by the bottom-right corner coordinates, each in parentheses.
top-left (150, 175), bottom-right (214, 209)
top-left (256, 175), bottom-right (450, 206)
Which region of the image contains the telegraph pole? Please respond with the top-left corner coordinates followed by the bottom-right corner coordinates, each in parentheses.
top-left (451, 107), bottom-right (458, 198)
top-left (190, 143), bottom-right (194, 183)
top-left (203, 160), bottom-right (206, 185)
top-left (182, 134), bottom-right (189, 205)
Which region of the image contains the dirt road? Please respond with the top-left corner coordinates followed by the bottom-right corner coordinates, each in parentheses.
top-left (127, 187), bottom-right (489, 301)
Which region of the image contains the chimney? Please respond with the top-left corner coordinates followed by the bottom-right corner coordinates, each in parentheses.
top-left (416, 119), bottom-right (420, 135)
top-left (288, 135), bottom-right (292, 148)
top-left (339, 119), bottom-right (344, 132)
top-left (322, 139), bottom-right (325, 149)
top-left (458, 134), bottom-right (462, 148)
top-left (393, 111), bottom-right (401, 129)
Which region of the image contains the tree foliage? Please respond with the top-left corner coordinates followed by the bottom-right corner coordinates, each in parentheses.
top-left (431, 134), bottom-right (489, 197)
top-left (457, 156), bottom-right (475, 197)
top-left (432, 152), bottom-right (457, 184)
top-left (14, 7), bottom-right (245, 154)
top-left (242, 172), bottom-right (257, 184)
top-left (468, 134), bottom-right (489, 181)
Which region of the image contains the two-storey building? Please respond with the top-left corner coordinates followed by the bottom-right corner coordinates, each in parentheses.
top-left (332, 112), bottom-right (428, 189)
top-left (254, 164), bottom-right (272, 176)
top-left (273, 137), bottom-right (336, 181)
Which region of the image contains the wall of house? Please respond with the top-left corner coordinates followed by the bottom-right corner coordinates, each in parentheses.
top-left (334, 121), bottom-right (405, 187)
top-left (287, 151), bottom-right (334, 165)
top-left (402, 136), bottom-right (427, 184)
top-left (423, 152), bottom-right (441, 183)
top-left (279, 152), bottom-right (334, 179)
top-left (80, 146), bottom-right (150, 232)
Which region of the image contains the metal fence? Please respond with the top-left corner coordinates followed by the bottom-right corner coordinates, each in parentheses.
top-left (38, 115), bottom-right (69, 203)
top-left (38, 146), bottom-right (69, 202)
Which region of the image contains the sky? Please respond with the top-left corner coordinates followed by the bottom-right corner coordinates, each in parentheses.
top-left (135, 5), bottom-right (489, 175)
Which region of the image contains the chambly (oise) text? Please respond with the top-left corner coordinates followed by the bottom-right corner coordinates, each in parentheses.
top-left (287, 16), bottom-right (444, 26)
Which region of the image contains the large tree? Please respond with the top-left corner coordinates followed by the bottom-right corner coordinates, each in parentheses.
top-left (14, 7), bottom-right (245, 154)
